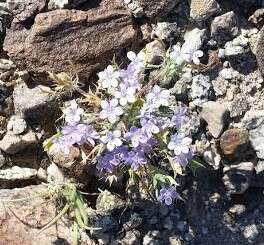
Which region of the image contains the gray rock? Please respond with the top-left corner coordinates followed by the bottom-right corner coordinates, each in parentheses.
top-left (229, 96), bottom-right (248, 118)
top-left (121, 230), bottom-right (141, 245)
top-left (0, 166), bottom-right (37, 181)
top-left (135, 0), bottom-right (180, 18)
top-left (145, 40), bottom-right (164, 65)
top-left (47, 163), bottom-right (65, 184)
top-left (256, 25), bottom-right (264, 76)
top-left (224, 34), bottom-right (249, 57)
top-left (182, 28), bottom-right (207, 55)
top-left (222, 162), bottom-right (254, 194)
top-left (190, 0), bottom-right (221, 22)
top-left (190, 74), bottom-right (211, 106)
top-left (0, 130), bottom-right (38, 154)
top-left (13, 83), bottom-right (58, 124)
top-left (7, 116), bottom-right (27, 135)
top-left (143, 231), bottom-right (161, 245)
top-left (200, 101), bottom-right (229, 138)
top-left (0, 151), bottom-right (5, 168)
top-left (211, 11), bottom-right (239, 44)
top-left (249, 122), bottom-right (264, 159)
top-left (152, 22), bottom-right (179, 41)
top-left (96, 190), bottom-right (126, 213)
top-left (243, 224), bottom-right (259, 241)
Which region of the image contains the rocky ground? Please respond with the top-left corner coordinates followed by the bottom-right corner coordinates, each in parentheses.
top-left (0, 0), bottom-right (264, 244)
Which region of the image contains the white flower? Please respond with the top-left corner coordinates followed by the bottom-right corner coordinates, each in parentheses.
top-left (101, 130), bottom-right (123, 151)
top-left (146, 85), bottom-right (171, 108)
top-left (99, 99), bottom-right (124, 123)
top-left (169, 45), bottom-right (184, 65)
top-left (98, 65), bottom-right (120, 89)
top-left (127, 51), bottom-right (145, 71)
top-left (114, 83), bottom-right (136, 106)
top-left (181, 49), bottom-right (204, 65)
top-left (168, 133), bottom-right (192, 156)
top-left (63, 100), bottom-right (84, 124)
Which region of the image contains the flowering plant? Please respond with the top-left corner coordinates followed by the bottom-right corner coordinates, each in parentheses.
top-left (45, 42), bottom-right (203, 206)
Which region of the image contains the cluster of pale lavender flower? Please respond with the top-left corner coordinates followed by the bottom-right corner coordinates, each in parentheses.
top-left (48, 43), bottom-right (203, 205)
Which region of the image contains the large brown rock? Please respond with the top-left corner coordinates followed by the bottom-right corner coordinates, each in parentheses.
top-left (0, 185), bottom-right (93, 245)
top-left (3, 0), bottom-right (138, 82)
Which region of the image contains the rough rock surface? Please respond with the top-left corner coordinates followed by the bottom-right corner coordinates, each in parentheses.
top-left (136, 0), bottom-right (180, 18)
top-left (0, 185), bottom-right (74, 244)
top-left (220, 128), bottom-right (249, 159)
top-left (4, 0), bottom-right (138, 82)
top-left (256, 25), bottom-right (264, 76)
top-left (190, 0), bottom-right (221, 22)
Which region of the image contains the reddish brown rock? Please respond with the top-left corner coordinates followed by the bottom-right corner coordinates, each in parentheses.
top-left (4, 0), bottom-right (138, 82)
top-left (220, 128), bottom-right (249, 159)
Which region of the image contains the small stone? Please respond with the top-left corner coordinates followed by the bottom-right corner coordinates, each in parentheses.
top-left (200, 101), bottom-right (229, 138)
top-left (243, 224), bottom-right (259, 241)
top-left (152, 22), bottom-right (179, 41)
top-left (47, 163), bottom-right (65, 184)
top-left (229, 204), bottom-right (246, 215)
top-left (190, 74), bottom-right (212, 106)
top-left (0, 166), bottom-right (37, 181)
top-left (145, 40), bottom-right (164, 65)
top-left (98, 233), bottom-right (110, 245)
top-left (37, 167), bottom-right (47, 181)
top-left (13, 83), bottom-right (58, 124)
top-left (190, 0), bottom-right (220, 22)
top-left (7, 116), bottom-right (27, 135)
top-left (211, 11), bottom-right (239, 44)
top-left (224, 35), bottom-right (249, 57)
top-left (0, 151), bottom-right (6, 168)
top-left (229, 96), bottom-right (248, 118)
top-left (143, 231), bottom-right (161, 245)
top-left (169, 235), bottom-right (182, 245)
top-left (136, 0), bottom-right (180, 18)
top-left (222, 162), bottom-right (254, 194)
top-left (122, 230), bottom-right (140, 245)
top-left (249, 123), bottom-right (264, 159)
top-left (220, 128), bottom-right (249, 159)
top-left (96, 190), bottom-right (126, 213)
top-left (0, 130), bottom-right (38, 154)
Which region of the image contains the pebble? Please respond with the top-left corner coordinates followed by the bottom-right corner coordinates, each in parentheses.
top-left (0, 151), bottom-right (5, 168)
top-left (7, 116), bottom-right (27, 135)
top-left (200, 101), bottom-right (229, 138)
top-left (243, 224), bottom-right (259, 241)
top-left (220, 128), bottom-right (249, 159)
top-left (211, 11), bottom-right (239, 44)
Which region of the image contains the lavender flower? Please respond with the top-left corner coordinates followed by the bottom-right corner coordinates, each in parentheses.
top-left (170, 107), bottom-right (189, 130)
top-left (158, 186), bottom-right (180, 205)
top-left (51, 135), bottom-right (72, 154)
top-left (97, 146), bottom-right (128, 173)
top-left (140, 114), bottom-right (160, 137)
top-left (168, 133), bottom-right (192, 156)
top-left (125, 126), bottom-right (149, 148)
top-left (98, 65), bottom-right (120, 89)
top-left (63, 100), bottom-right (84, 124)
top-left (146, 85), bottom-right (171, 108)
top-left (135, 137), bottom-right (158, 154)
top-left (124, 150), bottom-right (147, 170)
top-left (172, 150), bottom-right (193, 167)
top-left (101, 130), bottom-right (123, 151)
top-left (114, 84), bottom-right (136, 106)
top-left (62, 123), bottom-right (99, 146)
top-left (100, 99), bottom-right (124, 123)
top-left (169, 45), bottom-right (184, 65)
